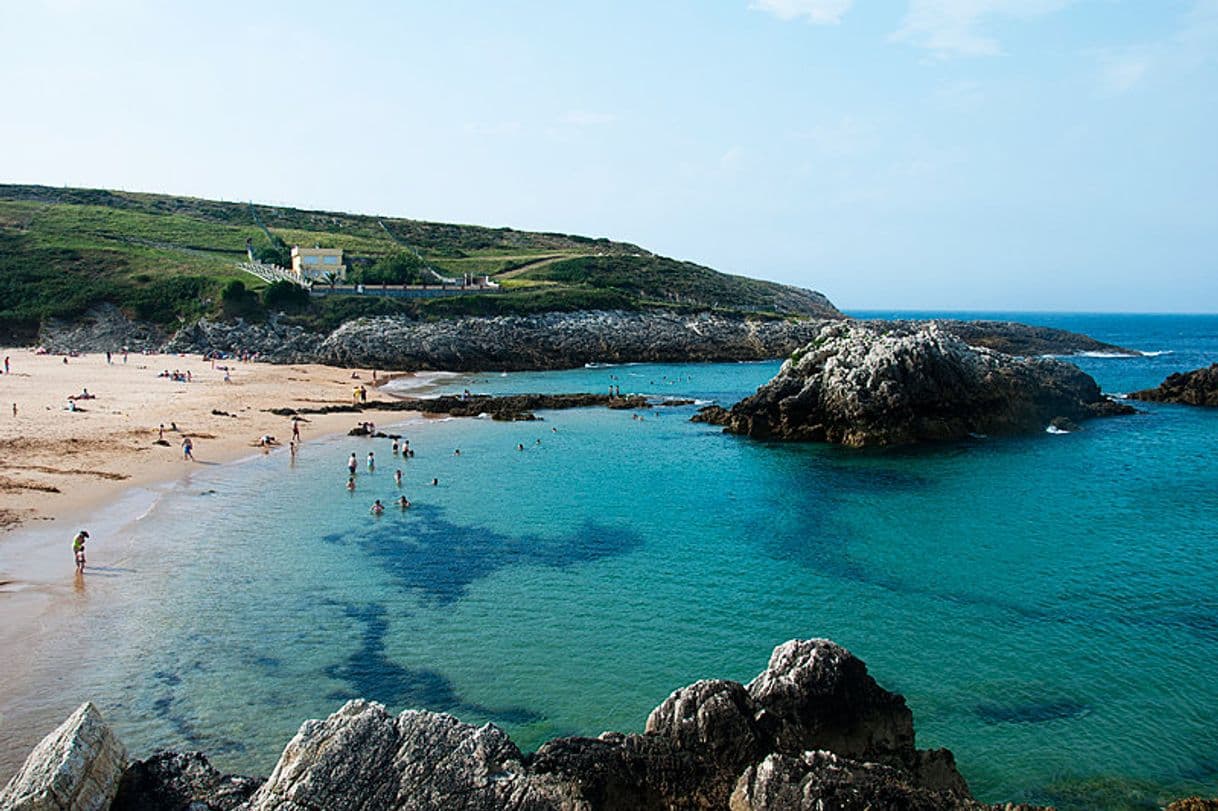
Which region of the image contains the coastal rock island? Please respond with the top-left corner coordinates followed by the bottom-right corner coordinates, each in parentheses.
top-left (1129, 363), bottom-right (1218, 407)
top-left (3, 639), bottom-right (1045, 811)
top-left (702, 321), bottom-right (1134, 447)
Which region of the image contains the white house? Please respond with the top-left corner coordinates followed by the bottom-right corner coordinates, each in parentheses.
top-left (290, 246), bottom-right (346, 282)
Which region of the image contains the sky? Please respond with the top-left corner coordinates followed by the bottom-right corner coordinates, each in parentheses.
top-left (2, 1), bottom-right (1216, 312)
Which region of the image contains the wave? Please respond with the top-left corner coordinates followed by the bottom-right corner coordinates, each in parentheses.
top-left (584, 362), bottom-right (644, 369)
top-left (1139, 350), bottom-right (1173, 357)
top-left (1045, 425), bottom-right (1071, 435)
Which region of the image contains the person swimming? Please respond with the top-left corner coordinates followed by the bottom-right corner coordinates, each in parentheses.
top-left (397, 495), bottom-right (411, 509)
top-left (370, 499), bottom-right (384, 516)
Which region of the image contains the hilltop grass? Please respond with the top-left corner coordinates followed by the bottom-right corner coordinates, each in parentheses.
top-left (0, 183), bottom-right (836, 342)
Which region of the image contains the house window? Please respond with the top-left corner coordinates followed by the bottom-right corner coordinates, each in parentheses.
top-left (323, 256), bottom-right (339, 265)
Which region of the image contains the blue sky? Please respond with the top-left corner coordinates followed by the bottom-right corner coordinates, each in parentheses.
top-left (2, 1), bottom-right (1215, 311)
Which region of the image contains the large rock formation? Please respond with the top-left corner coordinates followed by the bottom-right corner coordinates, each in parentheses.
top-left (708, 321), bottom-right (1133, 446)
top-left (156, 309), bottom-right (1136, 371)
top-left (0, 702), bottom-right (127, 811)
top-left (4, 639), bottom-right (1052, 810)
top-left (1128, 364), bottom-right (1218, 407)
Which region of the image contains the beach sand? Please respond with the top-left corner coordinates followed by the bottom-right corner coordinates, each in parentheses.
top-left (0, 348), bottom-right (419, 535)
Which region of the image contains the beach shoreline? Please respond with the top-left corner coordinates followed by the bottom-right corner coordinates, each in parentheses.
top-left (0, 348), bottom-right (455, 778)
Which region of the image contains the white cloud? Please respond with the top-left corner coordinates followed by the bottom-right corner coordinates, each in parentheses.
top-left (749, 0), bottom-right (854, 25)
top-left (892, 0), bottom-right (1074, 58)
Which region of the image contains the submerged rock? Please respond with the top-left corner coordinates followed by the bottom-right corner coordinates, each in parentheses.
top-left (717, 321), bottom-right (1133, 447)
top-left (0, 702), bottom-right (127, 811)
top-left (1129, 363), bottom-right (1218, 407)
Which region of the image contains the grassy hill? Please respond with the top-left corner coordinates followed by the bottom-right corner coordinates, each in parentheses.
top-left (0, 184), bottom-right (838, 342)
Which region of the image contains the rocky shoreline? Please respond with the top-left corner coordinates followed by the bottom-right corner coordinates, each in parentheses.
top-left (2, 639), bottom-right (1043, 811)
top-left (36, 305), bottom-right (1139, 372)
top-left (1128, 363), bottom-right (1218, 407)
top-left (696, 321), bottom-right (1134, 447)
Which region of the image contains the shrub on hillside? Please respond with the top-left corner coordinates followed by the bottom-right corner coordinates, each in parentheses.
top-left (221, 279), bottom-right (265, 321)
top-left (263, 280), bottom-right (310, 313)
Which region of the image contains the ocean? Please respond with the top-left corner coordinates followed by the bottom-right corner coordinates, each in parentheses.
top-left (4, 312), bottom-right (1217, 809)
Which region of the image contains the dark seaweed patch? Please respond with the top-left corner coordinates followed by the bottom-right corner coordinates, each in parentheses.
top-left (976, 697), bottom-right (1092, 724)
top-left (325, 601), bottom-right (539, 726)
top-left (327, 504), bottom-right (644, 605)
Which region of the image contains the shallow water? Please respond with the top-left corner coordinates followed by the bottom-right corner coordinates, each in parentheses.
top-left (4, 313), bottom-right (1217, 809)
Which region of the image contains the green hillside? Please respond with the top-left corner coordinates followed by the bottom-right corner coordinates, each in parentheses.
top-left (0, 184), bottom-right (838, 342)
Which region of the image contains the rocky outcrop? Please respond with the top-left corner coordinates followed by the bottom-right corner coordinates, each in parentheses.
top-left (9, 639), bottom-right (1058, 810)
top-left (38, 304), bottom-right (165, 354)
top-left (1129, 364), bottom-right (1218, 407)
top-left (710, 321), bottom-right (1133, 446)
top-left (163, 316), bottom-right (323, 362)
top-left (0, 702), bottom-right (127, 811)
top-left (269, 393), bottom-right (652, 421)
top-left (244, 702), bottom-right (556, 810)
top-left (111, 752), bottom-right (260, 810)
top-left (158, 309), bottom-right (1135, 372)
top-left (729, 751), bottom-right (1029, 811)
top-left (927, 319), bottom-right (1137, 357)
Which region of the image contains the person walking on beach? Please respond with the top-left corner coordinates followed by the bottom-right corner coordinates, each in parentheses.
top-left (73, 530), bottom-right (89, 573)
top-left (182, 436), bottom-right (194, 461)
top-left (106, 351), bottom-right (112, 364)
top-left (292, 420), bottom-right (301, 442)
top-left (348, 453), bottom-right (358, 475)
top-left (4, 355), bottom-right (10, 374)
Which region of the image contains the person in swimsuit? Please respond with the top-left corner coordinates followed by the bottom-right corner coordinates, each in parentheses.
top-left (397, 495), bottom-right (411, 509)
top-left (394, 469), bottom-right (403, 487)
top-left (182, 437), bottom-right (194, 461)
top-left (73, 530), bottom-right (89, 573)
top-left (370, 499), bottom-right (385, 516)
top-left (346, 476), bottom-right (356, 491)
top-left (367, 452), bottom-right (375, 472)
top-left (348, 453), bottom-right (358, 475)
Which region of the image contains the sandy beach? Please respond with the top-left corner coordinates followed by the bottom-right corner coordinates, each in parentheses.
top-left (0, 348), bottom-right (420, 536)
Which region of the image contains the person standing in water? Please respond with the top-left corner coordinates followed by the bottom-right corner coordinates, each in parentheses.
top-left (348, 453), bottom-right (358, 475)
top-left (73, 530), bottom-right (89, 573)
top-left (370, 499), bottom-right (385, 515)
top-left (394, 469), bottom-right (403, 487)
top-left (367, 451), bottom-right (375, 472)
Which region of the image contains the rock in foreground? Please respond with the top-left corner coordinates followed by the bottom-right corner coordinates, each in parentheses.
top-left (1128, 364), bottom-right (1218, 407)
top-left (709, 321), bottom-right (1133, 446)
top-left (0, 702), bottom-right (127, 811)
top-left (6, 639), bottom-right (1054, 810)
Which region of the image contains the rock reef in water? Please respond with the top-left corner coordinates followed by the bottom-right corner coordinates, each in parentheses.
top-left (1128, 363), bottom-right (1218, 407)
top-left (704, 321), bottom-right (1133, 447)
top-left (6, 639), bottom-right (1053, 810)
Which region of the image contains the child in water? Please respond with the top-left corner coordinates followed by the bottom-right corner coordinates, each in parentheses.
top-left (370, 499), bottom-right (385, 516)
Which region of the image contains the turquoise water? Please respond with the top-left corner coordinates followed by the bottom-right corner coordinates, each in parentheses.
top-left (11, 314), bottom-right (1218, 809)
